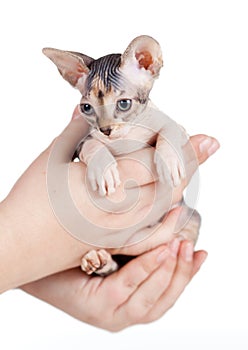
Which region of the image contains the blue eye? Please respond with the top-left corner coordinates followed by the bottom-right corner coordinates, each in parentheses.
top-left (80, 103), bottom-right (94, 115)
top-left (117, 99), bottom-right (132, 112)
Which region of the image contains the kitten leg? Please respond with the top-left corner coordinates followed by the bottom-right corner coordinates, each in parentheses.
top-left (154, 142), bottom-right (186, 187)
top-left (174, 208), bottom-right (201, 245)
top-left (79, 139), bottom-right (121, 196)
top-left (155, 126), bottom-right (186, 187)
top-left (81, 249), bottom-right (118, 276)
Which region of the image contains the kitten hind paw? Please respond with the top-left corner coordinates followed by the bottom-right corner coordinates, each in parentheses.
top-left (81, 249), bottom-right (119, 276)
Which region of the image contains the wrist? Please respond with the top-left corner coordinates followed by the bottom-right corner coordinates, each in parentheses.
top-left (0, 191), bottom-right (89, 293)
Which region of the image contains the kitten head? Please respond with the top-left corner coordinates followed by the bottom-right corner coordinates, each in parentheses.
top-left (43, 35), bottom-right (163, 138)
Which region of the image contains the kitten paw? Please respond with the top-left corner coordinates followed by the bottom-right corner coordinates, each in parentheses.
top-left (88, 161), bottom-right (121, 196)
top-left (81, 249), bottom-right (118, 276)
top-left (154, 151), bottom-right (186, 187)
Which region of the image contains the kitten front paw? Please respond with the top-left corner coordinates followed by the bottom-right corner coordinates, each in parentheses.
top-left (79, 139), bottom-right (121, 196)
top-left (88, 162), bottom-right (121, 196)
top-left (154, 150), bottom-right (186, 187)
top-left (81, 249), bottom-right (118, 276)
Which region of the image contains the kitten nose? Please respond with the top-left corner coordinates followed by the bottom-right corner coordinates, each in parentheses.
top-left (100, 126), bottom-right (112, 136)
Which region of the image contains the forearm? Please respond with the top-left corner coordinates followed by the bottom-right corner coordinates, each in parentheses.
top-left (0, 151), bottom-right (89, 294)
top-left (0, 205), bottom-right (86, 294)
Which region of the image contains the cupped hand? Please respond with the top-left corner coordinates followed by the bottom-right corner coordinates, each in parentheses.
top-left (0, 106), bottom-right (219, 292)
top-left (22, 237), bottom-right (207, 331)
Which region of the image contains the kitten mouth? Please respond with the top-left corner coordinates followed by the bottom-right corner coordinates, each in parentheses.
top-left (99, 126), bottom-right (112, 136)
top-left (99, 124), bottom-right (129, 138)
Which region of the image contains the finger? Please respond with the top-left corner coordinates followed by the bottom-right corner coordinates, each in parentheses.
top-left (117, 149), bottom-right (157, 187)
top-left (47, 114), bottom-right (90, 164)
top-left (71, 104), bottom-right (82, 120)
top-left (114, 246), bottom-right (179, 325)
top-left (109, 245), bottom-right (172, 304)
top-left (115, 207), bottom-right (182, 256)
top-left (188, 134), bottom-right (220, 165)
top-left (59, 116), bottom-right (90, 162)
top-left (142, 240), bottom-right (195, 323)
top-left (182, 135), bottom-right (220, 184)
top-left (191, 250), bottom-right (208, 277)
top-left (117, 134), bottom-right (219, 188)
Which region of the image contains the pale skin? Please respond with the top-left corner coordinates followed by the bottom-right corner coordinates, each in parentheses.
top-left (0, 106), bottom-right (219, 331)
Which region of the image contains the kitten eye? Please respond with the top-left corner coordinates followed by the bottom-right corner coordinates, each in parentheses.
top-left (117, 99), bottom-right (132, 112)
top-left (80, 103), bottom-right (95, 115)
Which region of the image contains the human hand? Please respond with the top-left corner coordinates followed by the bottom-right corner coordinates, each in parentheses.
top-left (67, 106), bottom-right (219, 250)
top-left (0, 105), bottom-right (219, 293)
top-left (22, 236), bottom-right (207, 331)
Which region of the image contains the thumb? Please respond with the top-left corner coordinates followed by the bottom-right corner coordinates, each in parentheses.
top-left (47, 105), bottom-right (89, 162)
top-left (71, 104), bottom-right (82, 120)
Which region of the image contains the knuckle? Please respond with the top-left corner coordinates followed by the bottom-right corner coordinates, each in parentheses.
top-left (126, 297), bottom-right (154, 321)
top-left (141, 297), bottom-right (155, 311)
top-left (123, 278), bottom-right (138, 291)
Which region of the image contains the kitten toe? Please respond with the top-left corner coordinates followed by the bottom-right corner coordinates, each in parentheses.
top-left (81, 250), bottom-right (101, 275)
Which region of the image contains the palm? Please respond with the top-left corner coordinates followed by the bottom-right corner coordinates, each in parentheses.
top-left (23, 242), bottom-right (206, 331)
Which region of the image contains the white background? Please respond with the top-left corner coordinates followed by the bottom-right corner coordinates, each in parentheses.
top-left (0, 0), bottom-right (247, 349)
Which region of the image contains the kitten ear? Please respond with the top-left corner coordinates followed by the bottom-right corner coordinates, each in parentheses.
top-left (42, 48), bottom-right (94, 91)
top-left (121, 35), bottom-right (163, 81)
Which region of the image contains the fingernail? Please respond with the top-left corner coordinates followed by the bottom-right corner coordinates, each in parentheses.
top-left (199, 138), bottom-right (212, 153)
top-left (199, 138), bottom-right (220, 156)
top-left (207, 140), bottom-right (220, 156)
top-left (169, 238), bottom-right (180, 257)
top-left (157, 248), bottom-right (169, 263)
top-left (182, 241), bottom-right (194, 262)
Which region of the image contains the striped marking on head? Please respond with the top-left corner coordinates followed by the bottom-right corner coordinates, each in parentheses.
top-left (86, 54), bottom-right (123, 93)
